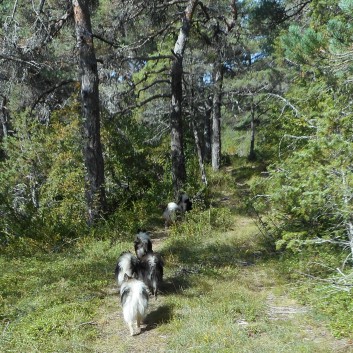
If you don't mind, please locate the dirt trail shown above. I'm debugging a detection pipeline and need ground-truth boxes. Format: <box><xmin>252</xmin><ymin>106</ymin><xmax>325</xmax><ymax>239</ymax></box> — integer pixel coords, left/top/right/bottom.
<box><xmin>93</xmin><ymin>231</ymin><xmax>170</xmax><ymax>353</ymax></box>
<box><xmin>93</xmin><ymin>226</ymin><xmax>353</xmax><ymax>353</ymax></box>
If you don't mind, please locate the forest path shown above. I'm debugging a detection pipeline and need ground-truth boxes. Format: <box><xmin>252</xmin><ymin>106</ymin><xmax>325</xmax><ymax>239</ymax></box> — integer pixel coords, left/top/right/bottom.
<box><xmin>93</xmin><ymin>230</ymin><xmax>170</xmax><ymax>353</ymax></box>
<box><xmin>92</xmin><ymin>224</ymin><xmax>353</xmax><ymax>353</ymax></box>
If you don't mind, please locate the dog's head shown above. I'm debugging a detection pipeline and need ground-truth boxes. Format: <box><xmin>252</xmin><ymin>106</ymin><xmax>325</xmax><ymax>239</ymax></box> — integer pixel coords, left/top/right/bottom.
<box><xmin>178</xmin><ymin>192</ymin><xmax>193</xmax><ymax>212</ymax></box>
<box><xmin>134</xmin><ymin>231</ymin><xmax>152</xmax><ymax>259</ymax></box>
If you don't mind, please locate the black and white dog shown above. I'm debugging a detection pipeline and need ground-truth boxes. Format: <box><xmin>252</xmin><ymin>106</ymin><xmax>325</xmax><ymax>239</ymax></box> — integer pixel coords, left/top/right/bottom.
<box><xmin>162</xmin><ymin>192</ymin><xmax>192</xmax><ymax>227</ymax></box>
<box><xmin>134</xmin><ymin>231</ymin><xmax>153</xmax><ymax>259</ymax></box>
<box><xmin>137</xmin><ymin>251</ymin><xmax>164</xmax><ymax>299</ymax></box>
<box><xmin>120</xmin><ymin>273</ymin><xmax>149</xmax><ymax>336</ymax></box>
<box><xmin>114</xmin><ymin>251</ymin><xmax>139</xmax><ymax>287</ymax></box>
<box><xmin>116</xmin><ymin>231</ymin><xmax>164</xmax><ymax>300</ymax></box>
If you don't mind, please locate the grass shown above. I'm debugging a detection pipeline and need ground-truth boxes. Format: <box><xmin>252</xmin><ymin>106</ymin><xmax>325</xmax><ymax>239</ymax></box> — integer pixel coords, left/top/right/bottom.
<box><xmin>1</xmin><ymin>159</ymin><xmax>352</xmax><ymax>352</ymax></box>
<box><xmin>0</xmin><ymin>239</ymin><xmax>131</xmax><ymax>352</ymax></box>
<box><xmin>157</xmin><ymin>214</ymin><xmax>343</xmax><ymax>353</ymax></box>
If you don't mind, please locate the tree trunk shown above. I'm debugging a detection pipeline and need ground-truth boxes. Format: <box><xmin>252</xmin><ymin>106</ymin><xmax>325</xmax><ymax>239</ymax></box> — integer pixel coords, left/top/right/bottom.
<box><xmin>170</xmin><ymin>0</ymin><xmax>198</xmax><ymax>196</ymax></box>
<box><xmin>192</xmin><ymin>120</ymin><xmax>207</xmax><ymax>185</ymax></box>
<box><xmin>248</xmin><ymin>102</ymin><xmax>256</xmax><ymax>160</ymax></box>
<box><xmin>203</xmin><ymin>97</ymin><xmax>212</xmax><ymax>163</ymax></box>
<box><xmin>72</xmin><ymin>0</ymin><xmax>106</xmax><ymax>225</ymax></box>
<box><xmin>0</xmin><ymin>95</ymin><xmax>9</xmax><ymax>139</ymax></box>
<box><xmin>211</xmin><ymin>60</ymin><xmax>223</xmax><ymax>171</ymax></box>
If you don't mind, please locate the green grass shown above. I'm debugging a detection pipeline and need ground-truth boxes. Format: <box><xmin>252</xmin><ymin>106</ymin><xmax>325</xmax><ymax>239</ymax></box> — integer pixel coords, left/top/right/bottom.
<box><xmin>1</xmin><ymin>161</ymin><xmax>352</xmax><ymax>352</ymax></box>
<box><xmin>0</xmin><ymin>239</ymin><xmax>130</xmax><ymax>353</ymax></box>
<box><xmin>157</xmin><ymin>216</ymin><xmax>344</xmax><ymax>353</ymax></box>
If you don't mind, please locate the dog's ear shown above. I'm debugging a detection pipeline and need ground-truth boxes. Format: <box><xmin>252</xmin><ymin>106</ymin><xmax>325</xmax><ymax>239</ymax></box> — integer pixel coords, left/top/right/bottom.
<box><xmin>124</xmin><ymin>273</ymin><xmax>132</xmax><ymax>281</ymax></box>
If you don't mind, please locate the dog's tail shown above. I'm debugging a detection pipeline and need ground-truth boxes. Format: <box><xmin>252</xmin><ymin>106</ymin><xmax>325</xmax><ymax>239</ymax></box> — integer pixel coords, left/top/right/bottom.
<box><xmin>115</xmin><ymin>252</ymin><xmax>138</xmax><ymax>286</ymax></box>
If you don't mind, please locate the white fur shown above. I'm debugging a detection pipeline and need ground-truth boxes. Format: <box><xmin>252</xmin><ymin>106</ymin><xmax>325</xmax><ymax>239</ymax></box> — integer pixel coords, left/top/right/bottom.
<box><xmin>115</xmin><ymin>252</ymin><xmax>137</xmax><ymax>286</ymax></box>
<box><xmin>120</xmin><ymin>278</ymin><xmax>149</xmax><ymax>336</ymax></box>
<box><xmin>162</xmin><ymin>202</ymin><xmax>181</xmax><ymax>227</ymax></box>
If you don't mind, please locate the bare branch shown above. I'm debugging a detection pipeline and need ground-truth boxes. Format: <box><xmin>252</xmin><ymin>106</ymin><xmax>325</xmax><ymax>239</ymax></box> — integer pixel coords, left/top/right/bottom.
<box><xmin>137</xmin><ymin>79</ymin><xmax>170</xmax><ymax>97</ymax></box>
<box><xmin>30</xmin><ymin>79</ymin><xmax>77</xmax><ymax>111</ymax></box>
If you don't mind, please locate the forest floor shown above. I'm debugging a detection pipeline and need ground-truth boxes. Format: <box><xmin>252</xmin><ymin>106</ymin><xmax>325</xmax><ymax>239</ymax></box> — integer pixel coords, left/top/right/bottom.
<box><xmin>91</xmin><ymin>209</ymin><xmax>353</xmax><ymax>352</ymax></box>
<box><xmin>2</xmin><ymin>165</ymin><xmax>353</xmax><ymax>352</ymax></box>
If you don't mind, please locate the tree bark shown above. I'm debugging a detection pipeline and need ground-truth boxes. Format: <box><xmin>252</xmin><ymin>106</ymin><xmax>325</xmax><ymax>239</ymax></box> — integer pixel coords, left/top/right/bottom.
<box><xmin>170</xmin><ymin>0</ymin><xmax>198</xmax><ymax>196</ymax></box>
<box><xmin>211</xmin><ymin>59</ymin><xmax>223</xmax><ymax>171</ymax></box>
<box><xmin>192</xmin><ymin>120</ymin><xmax>207</xmax><ymax>185</ymax></box>
<box><xmin>203</xmin><ymin>97</ymin><xmax>212</xmax><ymax>163</ymax></box>
<box><xmin>248</xmin><ymin>101</ymin><xmax>256</xmax><ymax>160</ymax></box>
<box><xmin>72</xmin><ymin>0</ymin><xmax>106</xmax><ymax>225</ymax></box>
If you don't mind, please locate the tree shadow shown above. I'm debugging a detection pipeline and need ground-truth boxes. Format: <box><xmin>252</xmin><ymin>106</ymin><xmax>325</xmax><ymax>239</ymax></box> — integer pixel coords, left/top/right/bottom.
<box><xmin>159</xmin><ymin>272</ymin><xmax>192</xmax><ymax>296</ymax></box>
<box><xmin>143</xmin><ymin>304</ymin><xmax>174</xmax><ymax>331</ymax></box>
<box><xmin>162</xmin><ymin>237</ymin><xmax>269</xmax><ymax>273</ymax></box>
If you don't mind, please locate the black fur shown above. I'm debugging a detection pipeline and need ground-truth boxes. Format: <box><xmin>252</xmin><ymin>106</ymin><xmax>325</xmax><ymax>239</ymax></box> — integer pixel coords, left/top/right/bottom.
<box><xmin>178</xmin><ymin>192</ymin><xmax>193</xmax><ymax>212</ymax></box>
<box><xmin>134</xmin><ymin>231</ymin><xmax>153</xmax><ymax>259</ymax></box>
<box><xmin>137</xmin><ymin>251</ymin><xmax>164</xmax><ymax>299</ymax></box>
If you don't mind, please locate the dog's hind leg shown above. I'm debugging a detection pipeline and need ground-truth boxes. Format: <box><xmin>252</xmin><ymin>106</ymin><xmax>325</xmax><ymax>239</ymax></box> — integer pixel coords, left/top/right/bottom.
<box><xmin>128</xmin><ymin>321</ymin><xmax>135</xmax><ymax>336</ymax></box>
<box><xmin>152</xmin><ymin>281</ymin><xmax>158</xmax><ymax>300</ymax></box>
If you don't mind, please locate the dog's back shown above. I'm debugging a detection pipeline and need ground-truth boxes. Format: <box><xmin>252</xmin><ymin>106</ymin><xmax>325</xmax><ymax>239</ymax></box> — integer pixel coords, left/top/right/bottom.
<box><xmin>115</xmin><ymin>252</ymin><xmax>138</xmax><ymax>287</ymax></box>
<box><xmin>163</xmin><ymin>202</ymin><xmax>181</xmax><ymax>227</ymax></box>
<box><xmin>138</xmin><ymin>252</ymin><xmax>164</xmax><ymax>298</ymax></box>
<box><xmin>120</xmin><ymin>275</ymin><xmax>149</xmax><ymax>335</ymax></box>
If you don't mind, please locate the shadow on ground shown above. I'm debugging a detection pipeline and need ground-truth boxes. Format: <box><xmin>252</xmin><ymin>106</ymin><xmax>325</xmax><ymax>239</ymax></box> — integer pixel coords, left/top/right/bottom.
<box><xmin>144</xmin><ymin>304</ymin><xmax>174</xmax><ymax>331</ymax></box>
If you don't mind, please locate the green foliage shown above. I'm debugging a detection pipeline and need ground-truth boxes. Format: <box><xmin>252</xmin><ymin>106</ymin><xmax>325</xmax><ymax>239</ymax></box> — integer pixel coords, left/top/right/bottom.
<box><xmin>339</xmin><ymin>0</ymin><xmax>353</xmax><ymax>12</ymax></box>
<box><xmin>0</xmin><ymin>103</ymin><xmax>87</xmax><ymax>248</ymax></box>
<box><xmin>281</xmin><ymin>25</ymin><xmax>327</xmax><ymax>66</ymax></box>
<box><xmin>248</xmin><ymin>0</ymin><xmax>287</xmax><ymax>35</ymax></box>
<box><xmin>168</xmin><ymin>206</ymin><xmax>234</xmax><ymax>241</ymax></box>
<box><xmin>0</xmin><ymin>239</ymin><xmax>128</xmax><ymax>352</ymax></box>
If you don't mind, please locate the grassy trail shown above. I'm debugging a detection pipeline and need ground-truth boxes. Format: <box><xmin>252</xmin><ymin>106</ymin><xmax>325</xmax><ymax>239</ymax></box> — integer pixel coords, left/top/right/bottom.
<box><xmin>92</xmin><ymin>215</ymin><xmax>352</xmax><ymax>353</ymax></box>
<box><xmin>2</xmin><ymin>165</ymin><xmax>353</xmax><ymax>352</ymax></box>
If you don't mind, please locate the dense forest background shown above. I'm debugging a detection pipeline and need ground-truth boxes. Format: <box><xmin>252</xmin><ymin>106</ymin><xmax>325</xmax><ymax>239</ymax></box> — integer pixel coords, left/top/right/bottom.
<box><xmin>1</xmin><ymin>0</ymin><xmax>353</xmax><ymax>328</ymax></box>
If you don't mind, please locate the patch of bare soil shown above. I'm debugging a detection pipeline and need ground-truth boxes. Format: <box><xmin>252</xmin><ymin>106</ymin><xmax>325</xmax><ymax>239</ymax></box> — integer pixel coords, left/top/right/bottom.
<box><xmin>266</xmin><ymin>293</ymin><xmax>353</xmax><ymax>352</ymax></box>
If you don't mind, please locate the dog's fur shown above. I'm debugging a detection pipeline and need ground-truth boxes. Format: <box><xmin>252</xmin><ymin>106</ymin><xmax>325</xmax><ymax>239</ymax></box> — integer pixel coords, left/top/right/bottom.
<box><xmin>162</xmin><ymin>192</ymin><xmax>193</xmax><ymax>227</ymax></box>
<box><xmin>134</xmin><ymin>231</ymin><xmax>153</xmax><ymax>259</ymax></box>
<box><xmin>120</xmin><ymin>274</ymin><xmax>149</xmax><ymax>336</ymax></box>
<box><xmin>137</xmin><ymin>251</ymin><xmax>164</xmax><ymax>299</ymax></box>
<box><xmin>114</xmin><ymin>252</ymin><xmax>138</xmax><ymax>287</ymax></box>
<box><xmin>178</xmin><ymin>192</ymin><xmax>193</xmax><ymax>213</ymax></box>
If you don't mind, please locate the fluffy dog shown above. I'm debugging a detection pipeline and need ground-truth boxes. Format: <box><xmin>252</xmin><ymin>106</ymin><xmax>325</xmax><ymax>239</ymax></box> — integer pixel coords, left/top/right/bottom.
<box><xmin>134</xmin><ymin>231</ymin><xmax>153</xmax><ymax>259</ymax></box>
<box><xmin>137</xmin><ymin>251</ymin><xmax>164</xmax><ymax>299</ymax></box>
<box><xmin>114</xmin><ymin>252</ymin><xmax>138</xmax><ymax>287</ymax></box>
<box><xmin>177</xmin><ymin>192</ymin><xmax>193</xmax><ymax>213</ymax></box>
<box><xmin>120</xmin><ymin>274</ymin><xmax>149</xmax><ymax>336</ymax></box>
<box><xmin>162</xmin><ymin>192</ymin><xmax>192</xmax><ymax>227</ymax></box>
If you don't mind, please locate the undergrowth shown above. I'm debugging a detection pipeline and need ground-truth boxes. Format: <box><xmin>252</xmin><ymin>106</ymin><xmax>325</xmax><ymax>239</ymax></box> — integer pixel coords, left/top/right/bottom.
<box><xmin>1</xmin><ymin>158</ymin><xmax>353</xmax><ymax>352</ymax></box>
<box><xmin>0</xmin><ymin>239</ymin><xmax>128</xmax><ymax>352</ymax></box>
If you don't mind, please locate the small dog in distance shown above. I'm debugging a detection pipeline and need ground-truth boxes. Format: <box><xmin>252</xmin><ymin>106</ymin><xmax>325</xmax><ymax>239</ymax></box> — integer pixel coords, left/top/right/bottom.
<box><xmin>162</xmin><ymin>192</ymin><xmax>192</xmax><ymax>227</ymax></box>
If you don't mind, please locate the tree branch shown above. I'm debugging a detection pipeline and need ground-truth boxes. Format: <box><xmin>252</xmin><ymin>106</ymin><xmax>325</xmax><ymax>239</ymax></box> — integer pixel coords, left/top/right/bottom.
<box><xmin>30</xmin><ymin>79</ymin><xmax>77</xmax><ymax>111</ymax></box>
